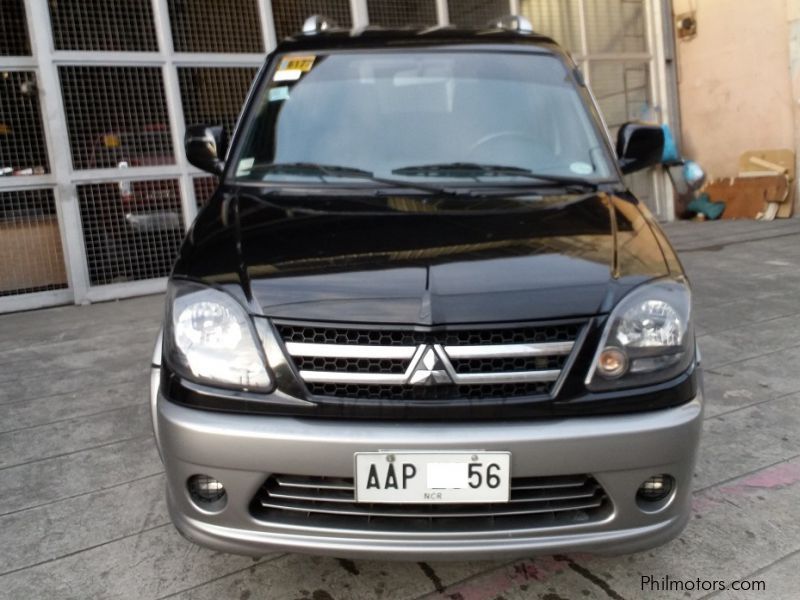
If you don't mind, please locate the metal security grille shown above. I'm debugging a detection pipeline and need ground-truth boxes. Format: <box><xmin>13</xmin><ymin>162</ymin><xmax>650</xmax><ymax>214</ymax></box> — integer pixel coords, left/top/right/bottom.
<box><xmin>58</xmin><ymin>66</ymin><xmax>175</xmax><ymax>170</ymax></box>
<box><xmin>177</xmin><ymin>67</ymin><xmax>258</xmax><ymax>133</ymax></box>
<box><xmin>0</xmin><ymin>189</ymin><xmax>67</xmax><ymax>297</ymax></box>
<box><xmin>520</xmin><ymin>0</ymin><xmax>581</xmax><ymax>52</ymax></box>
<box><xmin>0</xmin><ymin>71</ymin><xmax>49</xmax><ymax>175</ymax></box>
<box><xmin>586</xmin><ymin>0</ymin><xmax>646</xmax><ymax>53</ymax></box>
<box><xmin>48</xmin><ymin>0</ymin><xmax>158</xmax><ymax>52</ymax></box>
<box><xmin>0</xmin><ymin>0</ymin><xmax>31</xmax><ymax>56</ymax></box>
<box><xmin>193</xmin><ymin>176</ymin><xmax>218</xmax><ymax>208</ymax></box>
<box><xmin>591</xmin><ymin>62</ymin><xmax>651</xmax><ymax>130</ymax></box>
<box><xmin>591</xmin><ymin>60</ymin><xmax>653</xmax><ymax>206</ymax></box>
<box><xmin>78</xmin><ymin>180</ymin><xmax>184</xmax><ymax>286</ymax></box>
<box><xmin>271</xmin><ymin>0</ymin><xmax>353</xmax><ymax>41</ymax></box>
<box><xmin>520</xmin><ymin>0</ymin><xmax>665</xmax><ymax>215</ymax></box>
<box><xmin>167</xmin><ymin>0</ymin><xmax>264</xmax><ymax>53</ymax></box>
<box><xmin>447</xmin><ymin>0</ymin><xmax>508</xmax><ymax>27</ymax></box>
<box><xmin>366</xmin><ymin>0</ymin><xmax>438</xmax><ymax>28</ymax></box>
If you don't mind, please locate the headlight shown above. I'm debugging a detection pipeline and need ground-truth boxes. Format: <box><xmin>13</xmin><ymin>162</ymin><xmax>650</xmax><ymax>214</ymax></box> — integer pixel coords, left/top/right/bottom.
<box><xmin>165</xmin><ymin>281</ymin><xmax>273</xmax><ymax>391</ymax></box>
<box><xmin>586</xmin><ymin>279</ymin><xmax>694</xmax><ymax>391</ymax></box>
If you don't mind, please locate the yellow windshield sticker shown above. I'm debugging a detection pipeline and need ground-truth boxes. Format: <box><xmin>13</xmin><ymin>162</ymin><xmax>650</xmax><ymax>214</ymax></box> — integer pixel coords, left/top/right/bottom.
<box><xmin>274</xmin><ymin>55</ymin><xmax>316</xmax><ymax>82</ymax></box>
<box><xmin>280</xmin><ymin>56</ymin><xmax>315</xmax><ymax>72</ymax></box>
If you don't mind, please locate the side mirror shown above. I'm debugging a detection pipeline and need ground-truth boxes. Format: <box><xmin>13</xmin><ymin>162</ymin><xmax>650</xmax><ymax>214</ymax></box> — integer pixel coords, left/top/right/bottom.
<box><xmin>616</xmin><ymin>122</ymin><xmax>665</xmax><ymax>174</ymax></box>
<box><xmin>185</xmin><ymin>125</ymin><xmax>227</xmax><ymax>176</ymax></box>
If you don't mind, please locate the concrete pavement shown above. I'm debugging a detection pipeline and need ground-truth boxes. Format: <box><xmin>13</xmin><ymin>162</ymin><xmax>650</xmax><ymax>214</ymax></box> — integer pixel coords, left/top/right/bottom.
<box><xmin>1</xmin><ymin>218</ymin><xmax>799</xmax><ymax>599</ymax></box>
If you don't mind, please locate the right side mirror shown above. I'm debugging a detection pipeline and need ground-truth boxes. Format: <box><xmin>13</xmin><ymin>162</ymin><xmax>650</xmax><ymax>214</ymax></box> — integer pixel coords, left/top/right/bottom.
<box><xmin>616</xmin><ymin>122</ymin><xmax>665</xmax><ymax>175</ymax></box>
<box><xmin>185</xmin><ymin>124</ymin><xmax>227</xmax><ymax>176</ymax></box>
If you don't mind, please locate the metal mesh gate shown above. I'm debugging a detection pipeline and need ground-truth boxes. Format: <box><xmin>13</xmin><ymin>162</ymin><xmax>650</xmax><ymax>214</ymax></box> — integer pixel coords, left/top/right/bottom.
<box><xmin>0</xmin><ymin>0</ymin><xmax>672</xmax><ymax>313</ymax></box>
<box><xmin>521</xmin><ymin>0</ymin><xmax>666</xmax><ymax>212</ymax></box>
<box><xmin>366</xmin><ymin>1</ymin><xmax>437</xmax><ymax>27</ymax></box>
<box><xmin>0</xmin><ymin>1</ymin><xmax>69</xmax><ymax>310</ymax></box>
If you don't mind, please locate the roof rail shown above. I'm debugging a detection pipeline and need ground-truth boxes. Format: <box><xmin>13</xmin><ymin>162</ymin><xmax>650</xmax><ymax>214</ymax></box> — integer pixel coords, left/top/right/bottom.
<box><xmin>302</xmin><ymin>15</ymin><xmax>339</xmax><ymax>35</ymax></box>
<box><xmin>486</xmin><ymin>15</ymin><xmax>534</xmax><ymax>34</ymax></box>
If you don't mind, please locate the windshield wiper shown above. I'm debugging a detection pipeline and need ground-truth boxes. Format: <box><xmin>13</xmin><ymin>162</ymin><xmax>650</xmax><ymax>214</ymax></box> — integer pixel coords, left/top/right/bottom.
<box><xmin>252</xmin><ymin>162</ymin><xmax>374</xmax><ymax>179</ymax></box>
<box><xmin>248</xmin><ymin>162</ymin><xmax>473</xmax><ymax>197</ymax></box>
<box><xmin>391</xmin><ymin>162</ymin><xmax>600</xmax><ymax>191</ymax></box>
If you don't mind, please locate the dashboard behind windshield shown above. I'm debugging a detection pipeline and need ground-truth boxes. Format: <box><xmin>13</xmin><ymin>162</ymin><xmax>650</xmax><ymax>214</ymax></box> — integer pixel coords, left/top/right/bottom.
<box><xmin>233</xmin><ymin>50</ymin><xmax>615</xmax><ymax>184</ymax></box>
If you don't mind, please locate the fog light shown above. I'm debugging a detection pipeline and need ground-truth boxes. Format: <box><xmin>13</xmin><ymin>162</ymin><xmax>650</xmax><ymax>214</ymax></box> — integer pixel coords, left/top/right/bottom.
<box><xmin>597</xmin><ymin>347</ymin><xmax>628</xmax><ymax>378</ymax></box>
<box><xmin>637</xmin><ymin>474</ymin><xmax>674</xmax><ymax>502</ymax></box>
<box><xmin>188</xmin><ymin>474</ymin><xmax>226</xmax><ymax>505</ymax></box>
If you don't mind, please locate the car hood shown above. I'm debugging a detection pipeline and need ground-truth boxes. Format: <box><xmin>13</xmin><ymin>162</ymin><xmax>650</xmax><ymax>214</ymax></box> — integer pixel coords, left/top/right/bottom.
<box><xmin>177</xmin><ymin>191</ymin><xmax>673</xmax><ymax>324</ymax></box>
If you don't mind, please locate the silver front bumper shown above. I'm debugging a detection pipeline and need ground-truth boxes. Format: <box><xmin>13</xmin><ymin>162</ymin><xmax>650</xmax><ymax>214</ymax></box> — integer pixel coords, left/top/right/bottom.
<box><xmin>153</xmin><ymin>372</ymin><xmax>703</xmax><ymax>560</ymax></box>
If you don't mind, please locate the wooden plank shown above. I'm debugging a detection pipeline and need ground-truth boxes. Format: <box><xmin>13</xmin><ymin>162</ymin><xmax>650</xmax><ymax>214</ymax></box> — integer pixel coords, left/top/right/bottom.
<box><xmin>704</xmin><ymin>176</ymin><xmax>789</xmax><ymax>220</ymax></box>
<box><xmin>739</xmin><ymin>149</ymin><xmax>795</xmax><ymax>218</ymax></box>
<box><xmin>749</xmin><ymin>156</ymin><xmax>788</xmax><ymax>174</ymax></box>
<box><xmin>0</xmin><ymin>217</ymin><xmax>67</xmax><ymax>294</ymax></box>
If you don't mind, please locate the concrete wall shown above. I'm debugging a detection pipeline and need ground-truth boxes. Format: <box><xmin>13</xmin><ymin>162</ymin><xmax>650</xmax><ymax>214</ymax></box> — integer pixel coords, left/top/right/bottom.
<box><xmin>788</xmin><ymin>1</ymin><xmax>800</xmax><ymax>183</ymax></box>
<box><xmin>674</xmin><ymin>0</ymin><xmax>795</xmax><ymax>179</ymax></box>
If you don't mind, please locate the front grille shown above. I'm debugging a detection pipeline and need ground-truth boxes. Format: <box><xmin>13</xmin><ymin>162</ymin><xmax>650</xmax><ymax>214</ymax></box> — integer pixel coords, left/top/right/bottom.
<box><xmin>251</xmin><ymin>473</ymin><xmax>611</xmax><ymax>532</ymax></box>
<box><xmin>276</xmin><ymin>320</ymin><xmax>585</xmax><ymax>400</ymax></box>
<box><xmin>277</xmin><ymin>323</ymin><xmax>582</xmax><ymax>346</ymax></box>
<box><xmin>449</xmin><ymin>355</ymin><xmax>567</xmax><ymax>374</ymax></box>
<box><xmin>305</xmin><ymin>382</ymin><xmax>553</xmax><ymax>400</ymax></box>
<box><xmin>295</xmin><ymin>356</ymin><xmax>407</xmax><ymax>374</ymax></box>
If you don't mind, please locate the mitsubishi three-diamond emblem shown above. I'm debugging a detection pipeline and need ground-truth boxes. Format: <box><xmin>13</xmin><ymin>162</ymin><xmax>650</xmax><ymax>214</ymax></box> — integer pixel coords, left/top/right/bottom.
<box><xmin>408</xmin><ymin>346</ymin><xmax>453</xmax><ymax>386</ymax></box>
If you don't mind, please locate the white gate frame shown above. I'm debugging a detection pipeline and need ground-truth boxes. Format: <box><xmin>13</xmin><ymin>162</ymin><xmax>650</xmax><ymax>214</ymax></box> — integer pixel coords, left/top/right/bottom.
<box><xmin>0</xmin><ymin>1</ymin><xmax>77</xmax><ymax>313</ymax></box>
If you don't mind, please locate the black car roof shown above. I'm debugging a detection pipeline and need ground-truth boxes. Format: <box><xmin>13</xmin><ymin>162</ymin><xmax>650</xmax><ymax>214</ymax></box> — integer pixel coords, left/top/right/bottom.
<box><xmin>274</xmin><ymin>25</ymin><xmax>561</xmax><ymax>54</ymax></box>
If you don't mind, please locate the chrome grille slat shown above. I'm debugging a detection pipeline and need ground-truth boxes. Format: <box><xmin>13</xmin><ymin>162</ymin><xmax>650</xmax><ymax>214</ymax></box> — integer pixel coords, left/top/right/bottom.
<box><xmin>267</xmin><ymin>489</ymin><xmax>359</xmax><ymax>504</ymax></box>
<box><xmin>259</xmin><ymin>496</ymin><xmax>605</xmax><ymax>519</ymax></box>
<box><xmin>276</xmin><ymin>320</ymin><xmax>585</xmax><ymax>400</ymax></box>
<box><xmin>512</xmin><ymin>478</ymin><xmax>590</xmax><ymax>490</ymax></box>
<box><xmin>285</xmin><ymin>342</ymin><xmax>417</xmax><ymax>360</ymax></box>
<box><xmin>509</xmin><ymin>485</ymin><xmax>600</xmax><ymax>503</ymax></box>
<box><xmin>451</xmin><ymin>370</ymin><xmax>562</xmax><ymax>384</ymax></box>
<box><xmin>274</xmin><ymin>476</ymin><xmax>354</xmax><ymax>491</ymax></box>
<box><xmin>443</xmin><ymin>342</ymin><xmax>574</xmax><ymax>359</ymax></box>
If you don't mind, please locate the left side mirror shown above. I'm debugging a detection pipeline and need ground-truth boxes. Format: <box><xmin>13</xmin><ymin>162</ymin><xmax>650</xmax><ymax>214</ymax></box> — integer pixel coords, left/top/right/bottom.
<box><xmin>616</xmin><ymin>122</ymin><xmax>665</xmax><ymax>175</ymax></box>
<box><xmin>185</xmin><ymin>124</ymin><xmax>227</xmax><ymax>176</ymax></box>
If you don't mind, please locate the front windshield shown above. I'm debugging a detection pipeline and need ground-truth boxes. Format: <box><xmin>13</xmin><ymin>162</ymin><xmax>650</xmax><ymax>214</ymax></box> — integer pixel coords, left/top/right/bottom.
<box><xmin>233</xmin><ymin>51</ymin><xmax>614</xmax><ymax>185</ymax></box>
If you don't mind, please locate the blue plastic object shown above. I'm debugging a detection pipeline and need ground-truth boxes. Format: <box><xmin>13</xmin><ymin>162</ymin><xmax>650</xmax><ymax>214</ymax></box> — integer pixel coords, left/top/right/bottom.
<box><xmin>661</xmin><ymin>124</ymin><xmax>679</xmax><ymax>162</ymax></box>
<box><xmin>683</xmin><ymin>161</ymin><xmax>705</xmax><ymax>189</ymax></box>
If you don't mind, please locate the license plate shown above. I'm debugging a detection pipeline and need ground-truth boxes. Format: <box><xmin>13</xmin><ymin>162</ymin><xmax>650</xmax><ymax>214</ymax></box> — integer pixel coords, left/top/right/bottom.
<box><xmin>354</xmin><ymin>451</ymin><xmax>510</xmax><ymax>504</ymax></box>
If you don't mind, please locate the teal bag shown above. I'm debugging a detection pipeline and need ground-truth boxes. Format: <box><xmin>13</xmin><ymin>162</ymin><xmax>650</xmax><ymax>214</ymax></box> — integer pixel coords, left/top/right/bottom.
<box><xmin>687</xmin><ymin>193</ymin><xmax>725</xmax><ymax>220</ymax></box>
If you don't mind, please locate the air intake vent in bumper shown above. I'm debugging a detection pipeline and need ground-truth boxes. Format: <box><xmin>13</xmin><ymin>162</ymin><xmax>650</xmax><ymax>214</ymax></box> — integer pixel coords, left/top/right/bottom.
<box><xmin>251</xmin><ymin>473</ymin><xmax>611</xmax><ymax>533</ymax></box>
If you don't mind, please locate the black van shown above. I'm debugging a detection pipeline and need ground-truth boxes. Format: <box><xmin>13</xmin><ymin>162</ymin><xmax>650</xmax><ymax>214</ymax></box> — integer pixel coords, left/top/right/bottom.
<box><xmin>151</xmin><ymin>15</ymin><xmax>703</xmax><ymax>559</ymax></box>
